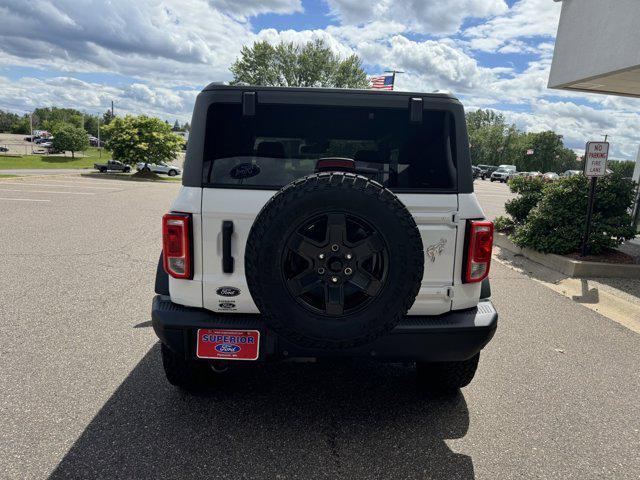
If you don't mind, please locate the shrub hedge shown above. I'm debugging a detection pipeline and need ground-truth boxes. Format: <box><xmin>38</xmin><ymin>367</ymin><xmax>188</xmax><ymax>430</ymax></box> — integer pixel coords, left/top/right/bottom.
<box><xmin>504</xmin><ymin>176</ymin><xmax>545</xmax><ymax>225</ymax></box>
<box><xmin>500</xmin><ymin>173</ymin><xmax>636</xmax><ymax>255</ymax></box>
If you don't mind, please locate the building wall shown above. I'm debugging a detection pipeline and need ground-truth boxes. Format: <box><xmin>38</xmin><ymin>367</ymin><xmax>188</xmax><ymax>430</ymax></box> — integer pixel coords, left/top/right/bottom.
<box><xmin>548</xmin><ymin>0</ymin><xmax>640</xmax><ymax>88</ymax></box>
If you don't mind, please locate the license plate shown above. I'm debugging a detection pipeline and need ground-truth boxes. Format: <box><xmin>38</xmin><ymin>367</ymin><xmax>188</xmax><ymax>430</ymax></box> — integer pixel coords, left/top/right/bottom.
<box><xmin>196</xmin><ymin>329</ymin><xmax>260</xmax><ymax>361</ymax></box>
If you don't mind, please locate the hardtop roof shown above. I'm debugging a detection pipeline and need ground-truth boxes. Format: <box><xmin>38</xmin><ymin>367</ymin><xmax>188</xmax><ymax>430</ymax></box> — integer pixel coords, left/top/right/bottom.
<box><xmin>202</xmin><ymin>83</ymin><xmax>460</xmax><ymax>102</ymax></box>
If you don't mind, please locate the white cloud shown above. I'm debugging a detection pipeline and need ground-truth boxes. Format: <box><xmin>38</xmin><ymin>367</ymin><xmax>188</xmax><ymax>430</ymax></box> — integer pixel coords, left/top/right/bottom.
<box><xmin>358</xmin><ymin>36</ymin><xmax>504</xmax><ymax>93</ymax></box>
<box><xmin>210</xmin><ymin>0</ymin><xmax>302</xmax><ymax>18</ymax></box>
<box><xmin>0</xmin><ymin>0</ymin><xmax>254</xmax><ymax>84</ymax></box>
<box><xmin>256</xmin><ymin>28</ymin><xmax>356</xmax><ymax>59</ymax></box>
<box><xmin>0</xmin><ymin>76</ymin><xmax>198</xmax><ymax>123</ymax></box>
<box><xmin>464</xmin><ymin>0</ymin><xmax>561</xmax><ymax>52</ymax></box>
<box><xmin>326</xmin><ymin>0</ymin><xmax>507</xmax><ymax>35</ymax></box>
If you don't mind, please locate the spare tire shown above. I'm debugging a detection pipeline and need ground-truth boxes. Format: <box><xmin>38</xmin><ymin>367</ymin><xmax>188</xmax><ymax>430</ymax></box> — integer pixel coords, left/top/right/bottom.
<box><xmin>245</xmin><ymin>172</ymin><xmax>424</xmax><ymax>349</ymax></box>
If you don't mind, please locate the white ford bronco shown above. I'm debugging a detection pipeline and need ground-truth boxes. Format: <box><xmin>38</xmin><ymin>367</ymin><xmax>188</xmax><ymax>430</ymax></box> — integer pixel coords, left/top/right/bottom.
<box><xmin>152</xmin><ymin>85</ymin><xmax>497</xmax><ymax>392</ymax></box>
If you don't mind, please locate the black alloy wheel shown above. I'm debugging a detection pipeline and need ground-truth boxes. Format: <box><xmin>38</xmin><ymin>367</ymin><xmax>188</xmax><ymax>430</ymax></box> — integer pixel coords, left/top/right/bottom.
<box><xmin>282</xmin><ymin>212</ymin><xmax>388</xmax><ymax>316</ymax></box>
<box><xmin>245</xmin><ymin>172</ymin><xmax>424</xmax><ymax>349</ymax></box>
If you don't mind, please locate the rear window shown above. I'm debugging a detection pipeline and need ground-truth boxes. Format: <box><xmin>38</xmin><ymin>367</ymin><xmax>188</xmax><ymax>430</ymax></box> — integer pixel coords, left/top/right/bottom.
<box><xmin>203</xmin><ymin>103</ymin><xmax>457</xmax><ymax>191</ymax></box>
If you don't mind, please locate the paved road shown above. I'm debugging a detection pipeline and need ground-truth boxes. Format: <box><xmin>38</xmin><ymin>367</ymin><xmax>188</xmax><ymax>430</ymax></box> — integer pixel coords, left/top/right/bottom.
<box><xmin>0</xmin><ymin>176</ymin><xmax>638</xmax><ymax>480</ymax></box>
<box><xmin>473</xmin><ymin>178</ymin><xmax>516</xmax><ymax>219</ymax></box>
<box><xmin>0</xmin><ymin>168</ymin><xmax>92</xmax><ymax>176</ymax></box>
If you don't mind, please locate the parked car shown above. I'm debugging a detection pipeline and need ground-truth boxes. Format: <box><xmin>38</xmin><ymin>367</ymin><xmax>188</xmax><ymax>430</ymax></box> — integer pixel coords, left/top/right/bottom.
<box><xmin>508</xmin><ymin>171</ymin><xmax>527</xmax><ymax>180</ymax></box>
<box><xmin>563</xmin><ymin>170</ymin><xmax>582</xmax><ymax>177</ymax></box>
<box><xmin>152</xmin><ymin>85</ymin><xmax>498</xmax><ymax>393</ymax></box>
<box><xmin>472</xmin><ymin>166</ymin><xmax>483</xmax><ymax>179</ymax></box>
<box><xmin>490</xmin><ymin>168</ymin><xmax>511</xmax><ymax>183</ymax></box>
<box><xmin>542</xmin><ymin>172</ymin><xmax>560</xmax><ymax>182</ymax></box>
<box><xmin>498</xmin><ymin>164</ymin><xmax>517</xmax><ymax>173</ymax></box>
<box><xmin>0</xmin><ymin>146</ymin><xmax>8</xmax><ymax>153</ymax></box>
<box><xmin>136</xmin><ymin>162</ymin><xmax>181</xmax><ymax>176</ymax></box>
<box><xmin>526</xmin><ymin>171</ymin><xmax>543</xmax><ymax>179</ymax></box>
<box><xmin>94</xmin><ymin>160</ymin><xmax>131</xmax><ymax>173</ymax></box>
<box><xmin>477</xmin><ymin>165</ymin><xmax>498</xmax><ymax>179</ymax></box>
<box><xmin>46</xmin><ymin>146</ymin><xmax>65</xmax><ymax>154</ymax></box>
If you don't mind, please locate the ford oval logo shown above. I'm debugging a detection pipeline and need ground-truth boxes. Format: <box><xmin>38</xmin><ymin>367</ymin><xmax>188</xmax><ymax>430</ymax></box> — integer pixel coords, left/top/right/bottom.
<box><xmin>230</xmin><ymin>163</ymin><xmax>261</xmax><ymax>179</ymax></box>
<box><xmin>217</xmin><ymin>286</ymin><xmax>240</xmax><ymax>297</ymax></box>
<box><xmin>215</xmin><ymin>344</ymin><xmax>241</xmax><ymax>353</ymax></box>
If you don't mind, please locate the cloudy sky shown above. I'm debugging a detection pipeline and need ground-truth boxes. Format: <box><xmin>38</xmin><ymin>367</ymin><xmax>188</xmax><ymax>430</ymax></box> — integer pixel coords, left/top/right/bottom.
<box><xmin>1</xmin><ymin>0</ymin><xmax>639</xmax><ymax>159</ymax></box>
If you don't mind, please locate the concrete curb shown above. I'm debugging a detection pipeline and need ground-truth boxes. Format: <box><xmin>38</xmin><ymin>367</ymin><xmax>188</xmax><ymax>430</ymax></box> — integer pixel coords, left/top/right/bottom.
<box><xmin>494</xmin><ymin>232</ymin><xmax>640</xmax><ymax>278</ymax></box>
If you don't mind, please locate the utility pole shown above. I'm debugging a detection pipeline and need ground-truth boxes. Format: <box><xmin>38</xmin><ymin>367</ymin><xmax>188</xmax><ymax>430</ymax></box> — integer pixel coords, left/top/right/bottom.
<box><xmin>384</xmin><ymin>70</ymin><xmax>404</xmax><ymax>90</ymax></box>
<box><xmin>29</xmin><ymin>113</ymin><xmax>33</xmax><ymax>154</ymax></box>
<box><xmin>111</xmin><ymin>100</ymin><xmax>114</xmax><ymax>118</ymax></box>
<box><xmin>97</xmin><ymin>117</ymin><xmax>101</xmax><ymax>158</ymax></box>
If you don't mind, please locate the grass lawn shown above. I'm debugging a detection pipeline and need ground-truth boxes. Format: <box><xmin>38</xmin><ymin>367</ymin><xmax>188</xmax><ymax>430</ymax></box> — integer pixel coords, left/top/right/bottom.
<box><xmin>0</xmin><ymin>147</ymin><xmax>111</xmax><ymax>170</ymax></box>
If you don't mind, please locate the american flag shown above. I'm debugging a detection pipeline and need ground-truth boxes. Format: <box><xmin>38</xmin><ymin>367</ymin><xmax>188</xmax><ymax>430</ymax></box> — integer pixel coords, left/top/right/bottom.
<box><xmin>370</xmin><ymin>75</ymin><xmax>394</xmax><ymax>90</ymax></box>
<box><xmin>526</xmin><ymin>149</ymin><xmax>535</xmax><ymax>155</ymax></box>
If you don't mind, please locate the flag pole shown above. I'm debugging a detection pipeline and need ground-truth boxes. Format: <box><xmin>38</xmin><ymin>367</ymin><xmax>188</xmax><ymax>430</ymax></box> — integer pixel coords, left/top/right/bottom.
<box><xmin>384</xmin><ymin>70</ymin><xmax>404</xmax><ymax>90</ymax></box>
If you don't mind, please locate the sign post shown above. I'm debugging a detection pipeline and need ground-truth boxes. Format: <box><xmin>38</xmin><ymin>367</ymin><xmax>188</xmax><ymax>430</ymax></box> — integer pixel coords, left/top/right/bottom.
<box><xmin>581</xmin><ymin>141</ymin><xmax>609</xmax><ymax>256</ymax></box>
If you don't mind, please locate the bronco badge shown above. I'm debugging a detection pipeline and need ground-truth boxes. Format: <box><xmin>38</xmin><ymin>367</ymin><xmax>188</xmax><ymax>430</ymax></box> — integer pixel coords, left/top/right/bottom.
<box><xmin>426</xmin><ymin>239</ymin><xmax>447</xmax><ymax>262</ymax></box>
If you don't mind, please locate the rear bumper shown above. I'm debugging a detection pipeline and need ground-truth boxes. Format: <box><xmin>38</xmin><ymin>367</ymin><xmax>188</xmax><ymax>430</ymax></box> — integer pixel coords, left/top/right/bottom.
<box><xmin>151</xmin><ymin>295</ymin><xmax>498</xmax><ymax>362</ymax></box>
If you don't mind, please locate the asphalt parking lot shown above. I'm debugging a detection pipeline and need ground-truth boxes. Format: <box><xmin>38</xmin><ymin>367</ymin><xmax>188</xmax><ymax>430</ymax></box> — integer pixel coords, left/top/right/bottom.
<box><xmin>472</xmin><ymin>178</ymin><xmax>517</xmax><ymax>219</ymax></box>
<box><xmin>0</xmin><ymin>175</ymin><xmax>638</xmax><ymax>480</ymax></box>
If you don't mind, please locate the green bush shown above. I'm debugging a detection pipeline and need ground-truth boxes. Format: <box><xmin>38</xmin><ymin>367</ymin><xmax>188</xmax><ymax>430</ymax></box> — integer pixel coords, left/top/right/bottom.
<box><xmin>511</xmin><ymin>173</ymin><xmax>636</xmax><ymax>255</ymax></box>
<box><xmin>507</xmin><ymin>175</ymin><xmax>545</xmax><ymax>195</ymax></box>
<box><xmin>494</xmin><ymin>215</ymin><xmax>514</xmax><ymax>233</ymax></box>
<box><xmin>504</xmin><ymin>176</ymin><xmax>545</xmax><ymax>224</ymax></box>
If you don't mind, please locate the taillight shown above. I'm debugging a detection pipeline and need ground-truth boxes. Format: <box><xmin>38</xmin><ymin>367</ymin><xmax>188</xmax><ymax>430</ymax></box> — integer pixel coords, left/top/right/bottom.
<box><xmin>162</xmin><ymin>213</ymin><xmax>192</xmax><ymax>279</ymax></box>
<box><xmin>464</xmin><ymin>220</ymin><xmax>494</xmax><ymax>283</ymax></box>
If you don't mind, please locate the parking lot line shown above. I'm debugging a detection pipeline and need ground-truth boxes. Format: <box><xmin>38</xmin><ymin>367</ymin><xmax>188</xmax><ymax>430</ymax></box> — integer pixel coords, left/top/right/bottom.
<box><xmin>0</xmin><ymin>188</ymin><xmax>95</xmax><ymax>195</ymax></box>
<box><xmin>0</xmin><ymin>197</ymin><xmax>50</xmax><ymax>202</ymax></box>
<box><xmin>2</xmin><ymin>182</ymin><xmax>119</xmax><ymax>190</ymax></box>
<box><xmin>30</xmin><ymin>177</ymin><xmax>134</xmax><ymax>185</ymax></box>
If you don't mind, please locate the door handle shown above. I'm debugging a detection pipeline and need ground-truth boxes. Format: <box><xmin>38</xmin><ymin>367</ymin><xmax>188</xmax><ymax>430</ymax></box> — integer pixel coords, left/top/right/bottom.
<box><xmin>222</xmin><ymin>220</ymin><xmax>234</xmax><ymax>273</ymax></box>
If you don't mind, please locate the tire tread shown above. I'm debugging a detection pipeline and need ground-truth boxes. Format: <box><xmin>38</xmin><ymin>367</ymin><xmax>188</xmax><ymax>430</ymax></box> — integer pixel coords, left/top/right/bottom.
<box><xmin>245</xmin><ymin>172</ymin><xmax>424</xmax><ymax>350</ymax></box>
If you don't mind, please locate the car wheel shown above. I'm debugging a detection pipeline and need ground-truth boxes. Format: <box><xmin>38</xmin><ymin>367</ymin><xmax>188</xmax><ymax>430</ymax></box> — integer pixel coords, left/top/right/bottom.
<box><xmin>490</xmin><ymin>178</ymin><xmax>494</xmax><ymax>182</ymax></box>
<box><xmin>416</xmin><ymin>353</ymin><xmax>480</xmax><ymax>392</ymax></box>
<box><xmin>99</xmin><ymin>167</ymin><xmax>107</xmax><ymax>173</ymax></box>
<box><xmin>161</xmin><ymin>343</ymin><xmax>216</xmax><ymax>391</ymax></box>
<box><xmin>142</xmin><ymin>166</ymin><xmax>151</xmax><ymax>173</ymax></box>
<box><xmin>245</xmin><ymin>172</ymin><xmax>424</xmax><ymax>350</ymax></box>
<box><xmin>123</xmin><ymin>167</ymin><xmax>131</xmax><ymax>173</ymax></box>
<box><xmin>168</xmin><ymin>169</ymin><xmax>177</xmax><ymax>177</ymax></box>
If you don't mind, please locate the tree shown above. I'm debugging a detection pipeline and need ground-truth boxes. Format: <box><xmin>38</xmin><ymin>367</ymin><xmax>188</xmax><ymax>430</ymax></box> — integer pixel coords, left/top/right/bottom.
<box><xmin>609</xmin><ymin>160</ymin><xmax>636</xmax><ymax>178</ymax></box>
<box><xmin>83</xmin><ymin>115</ymin><xmax>99</xmax><ymax>137</ymax></box>
<box><xmin>9</xmin><ymin>115</ymin><xmax>30</xmax><ymax>134</ymax></box>
<box><xmin>0</xmin><ymin>110</ymin><xmax>21</xmax><ymax>132</ymax></box>
<box><xmin>34</xmin><ymin>107</ymin><xmax>83</xmax><ymax>131</ymax></box>
<box><xmin>103</xmin><ymin>115</ymin><xmax>184</xmax><ymax>166</ymax></box>
<box><xmin>102</xmin><ymin>109</ymin><xmax>115</xmax><ymax>126</ymax></box>
<box><xmin>466</xmin><ymin>111</ymin><xmax>583</xmax><ymax>173</ymax></box>
<box><xmin>466</xmin><ymin>109</ymin><xmax>512</xmax><ymax>166</ymax></box>
<box><xmin>52</xmin><ymin>125</ymin><xmax>89</xmax><ymax>158</ymax></box>
<box><xmin>230</xmin><ymin>39</ymin><xmax>369</xmax><ymax>89</ymax></box>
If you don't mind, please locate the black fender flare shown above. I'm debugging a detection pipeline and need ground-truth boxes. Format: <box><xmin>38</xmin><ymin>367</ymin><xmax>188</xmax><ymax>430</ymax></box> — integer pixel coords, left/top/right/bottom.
<box><xmin>480</xmin><ymin>278</ymin><xmax>491</xmax><ymax>300</ymax></box>
<box><xmin>155</xmin><ymin>252</ymin><xmax>169</xmax><ymax>295</ymax></box>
